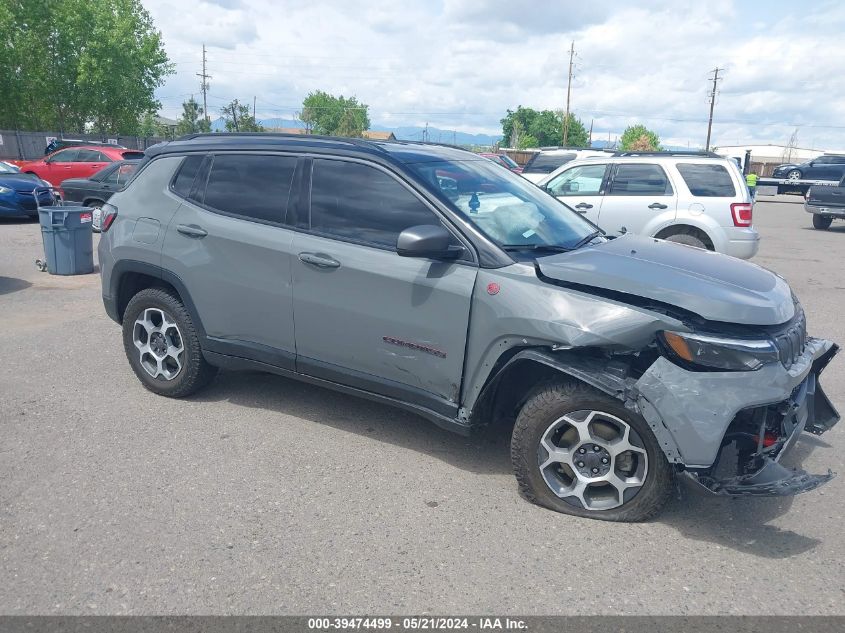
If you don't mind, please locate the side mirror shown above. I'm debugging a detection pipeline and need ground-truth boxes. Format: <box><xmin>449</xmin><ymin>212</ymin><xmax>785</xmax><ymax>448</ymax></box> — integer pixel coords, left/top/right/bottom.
<box><xmin>396</xmin><ymin>225</ymin><xmax>462</xmax><ymax>259</ymax></box>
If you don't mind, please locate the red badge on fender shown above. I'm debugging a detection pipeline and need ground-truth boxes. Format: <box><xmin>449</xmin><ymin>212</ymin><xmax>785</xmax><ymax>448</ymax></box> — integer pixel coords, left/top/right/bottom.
<box><xmin>487</xmin><ymin>282</ymin><xmax>500</xmax><ymax>295</ymax></box>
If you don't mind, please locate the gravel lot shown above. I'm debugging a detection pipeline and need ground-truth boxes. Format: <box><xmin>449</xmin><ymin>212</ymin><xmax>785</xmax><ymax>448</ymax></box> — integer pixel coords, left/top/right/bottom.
<box><xmin>1</xmin><ymin>197</ymin><xmax>843</xmax><ymax>615</ymax></box>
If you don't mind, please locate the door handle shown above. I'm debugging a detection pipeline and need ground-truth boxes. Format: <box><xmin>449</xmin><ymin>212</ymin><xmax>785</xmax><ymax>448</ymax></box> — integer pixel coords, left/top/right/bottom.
<box><xmin>648</xmin><ymin>202</ymin><xmax>668</xmax><ymax>209</ymax></box>
<box><xmin>299</xmin><ymin>252</ymin><xmax>341</xmax><ymax>269</ymax></box>
<box><xmin>176</xmin><ymin>223</ymin><xmax>208</xmax><ymax>238</ymax></box>
<box><xmin>574</xmin><ymin>202</ymin><xmax>593</xmax><ymax>209</ymax></box>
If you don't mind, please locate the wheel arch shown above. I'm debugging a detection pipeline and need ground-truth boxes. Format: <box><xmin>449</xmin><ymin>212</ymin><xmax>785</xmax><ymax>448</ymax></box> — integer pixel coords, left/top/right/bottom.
<box><xmin>110</xmin><ymin>261</ymin><xmax>206</xmax><ymax>337</ymax></box>
<box><xmin>653</xmin><ymin>223</ymin><xmax>716</xmax><ymax>250</ymax></box>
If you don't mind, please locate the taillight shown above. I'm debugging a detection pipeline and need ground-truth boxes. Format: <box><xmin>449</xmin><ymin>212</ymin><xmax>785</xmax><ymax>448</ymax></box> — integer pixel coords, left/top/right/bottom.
<box><xmin>101</xmin><ymin>203</ymin><xmax>118</xmax><ymax>232</ymax></box>
<box><xmin>731</xmin><ymin>202</ymin><xmax>752</xmax><ymax>227</ymax></box>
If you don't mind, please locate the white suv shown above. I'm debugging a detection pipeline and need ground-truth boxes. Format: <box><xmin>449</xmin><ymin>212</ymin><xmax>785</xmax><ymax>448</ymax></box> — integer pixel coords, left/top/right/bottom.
<box><xmin>520</xmin><ymin>148</ymin><xmax>611</xmax><ymax>183</ymax></box>
<box><xmin>537</xmin><ymin>152</ymin><xmax>759</xmax><ymax>259</ymax></box>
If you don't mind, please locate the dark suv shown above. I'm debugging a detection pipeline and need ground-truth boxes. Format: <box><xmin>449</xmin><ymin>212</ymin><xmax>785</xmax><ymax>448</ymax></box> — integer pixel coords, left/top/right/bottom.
<box><xmin>772</xmin><ymin>154</ymin><xmax>845</xmax><ymax>181</ymax></box>
<box><xmin>98</xmin><ymin>134</ymin><xmax>839</xmax><ymax>522</ymax></box>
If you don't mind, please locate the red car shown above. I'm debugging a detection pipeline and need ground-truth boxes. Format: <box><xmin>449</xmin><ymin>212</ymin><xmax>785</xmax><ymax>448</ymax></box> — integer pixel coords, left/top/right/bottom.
<box><xmin>479</xmin><ymin>152</ymin><xmax>523</xmax><ymax>173</ymax></box>
<box><xmin>20</xmin><ymin>145</ymin><xmax>145</xmax><ymax>185</ymax></box>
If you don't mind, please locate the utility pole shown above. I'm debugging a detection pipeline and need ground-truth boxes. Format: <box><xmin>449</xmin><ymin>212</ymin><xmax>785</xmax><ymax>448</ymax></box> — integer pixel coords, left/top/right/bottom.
<box><xmin>705</xmin><ymin>67</ymin><xmax>722</xmax><ymax>152</ymax></box>
<box><xmin>231</xmin><ymin>99</ymin><xmax>239</xmax><ymax>132</ymax></box>
<box><xmin>253</xmin><ymin>95</ymin><xmax>256</xmax><ymax>124</ymax></box>
<box><xmin>196</xmin><ymin>44</ymin><xmax>211</xmax><ymax>124</ymax></box>
<box><xmin>588</xmin><ymin>118</ymin><xmax>593</xmax><ymax>146</ymax></box>
<box><xmin>562</xmin><ymin>41</ymin><xmax>575</xmax><ymax>146</ymax></box>
<box><xmin>423</xmin><ymin>122</ymin><xmax>429</xmax><ymax>142</ymax></box>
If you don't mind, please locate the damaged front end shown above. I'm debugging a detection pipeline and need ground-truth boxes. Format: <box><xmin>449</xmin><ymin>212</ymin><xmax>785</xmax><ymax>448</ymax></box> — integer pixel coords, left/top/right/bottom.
<box><xmin>672</xmin><ymin>342</ymin><xmax>839</xmax><ymax>496</ymax></box>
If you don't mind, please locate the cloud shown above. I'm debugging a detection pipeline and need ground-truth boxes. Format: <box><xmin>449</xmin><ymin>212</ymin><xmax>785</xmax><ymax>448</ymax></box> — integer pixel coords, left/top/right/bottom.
<box><xmin>143</xmin><ymin>0</ymin><xmax>845</xmax><ymax>149</ymax></box>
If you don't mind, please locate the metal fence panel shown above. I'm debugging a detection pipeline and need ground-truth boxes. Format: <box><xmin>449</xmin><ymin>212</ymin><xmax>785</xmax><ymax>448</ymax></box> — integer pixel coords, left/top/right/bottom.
<box><xmin>0</xmin><ymin>130</ymin><xmax>166</xmax><ymax>161</ymax></box>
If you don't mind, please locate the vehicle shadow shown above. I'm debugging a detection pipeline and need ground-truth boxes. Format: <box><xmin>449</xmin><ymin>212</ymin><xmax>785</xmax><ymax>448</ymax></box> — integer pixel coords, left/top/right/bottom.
<box><xmin>0</xmin><ymin>276</ymin><xmax>32</xmax><ymax>295</ymax></box>
<box><xmin>657</xmin><ymin>436</ymin><xmax>828</xmax><ymax>559</ymax></box>
<box><xmin>0</xmin><ymin>216</ymin><xmax>38</xmax><ymax>225</ymax></box>
<box><xmin>190</xmin><ymin>369</ymin><xmax>513</xmax><ymax>477</ymax></box>
<box><xmin>192</xmin><ymin>369</ymin><xmax>828</xmax><ymax>558</ymax></box>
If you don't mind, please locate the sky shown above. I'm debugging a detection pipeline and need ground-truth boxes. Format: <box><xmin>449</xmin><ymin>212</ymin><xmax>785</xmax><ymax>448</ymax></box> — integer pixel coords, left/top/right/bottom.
<box><xmin>143</xmin><ymin>0</ymin><xmax>845</xmax><ymax>149</ymax></box>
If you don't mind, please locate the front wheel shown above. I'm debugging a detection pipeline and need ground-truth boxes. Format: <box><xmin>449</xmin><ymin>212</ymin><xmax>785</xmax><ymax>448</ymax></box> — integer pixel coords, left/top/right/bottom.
<box><xmin>511</xmin><ymin>380</ymin><xmax>673</xmax><ymax>522</ymax></box>
<box><xmin>787</xmin><ymin>169</ymin><xmax>802</xmax><ymax>181</ymax></box>
<box><xmin>813</xmin><ymin>214</ymin><xmax>833</xmax><ymax>230</ymax></box>
<box><xmin>122</xmin><ymin>288</ymin><xmax>217</xmax><ymax>397</ymax></box>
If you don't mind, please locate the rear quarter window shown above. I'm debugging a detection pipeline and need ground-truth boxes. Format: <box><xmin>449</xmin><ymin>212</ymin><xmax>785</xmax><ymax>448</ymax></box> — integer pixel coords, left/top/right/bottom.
<box><xmin>523</xmin><ymin>153</ymin><xmax>575</xmax><ymax>174</ymax></box>
<box><xmin>676</xmin><ymin>163</ymin><xmax>737</xmax><ymax>197</ymax></box>
<box><xmin>121</xmin><ymin>151</ymin><xmax>146</xmax><ymax>160</ymax></box>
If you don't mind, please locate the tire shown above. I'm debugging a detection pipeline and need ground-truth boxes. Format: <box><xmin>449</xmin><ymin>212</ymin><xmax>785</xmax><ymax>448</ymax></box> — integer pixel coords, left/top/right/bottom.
<box><xmin>662</xmin><ymin>228</ymin><xmax>709</xmax><ymax>250</ymax></box>
<box><xmin>511</xmin><ymin>379</ymin><xmax>673</xmax><ymax>522</ymax></box>
<box><xmin>812</xmin><ymin>215</ymin><xmax>833</xmax><ymax>230</ymax></box>
<box><xmin>122</xmin><ymin>288</ymin><xmax>217</xmax><ymax>398</ymax></box>
<box><xmin>787</xmin><ymin>169</ymin><xmax>802</xmax><ymax>181</ymax></box>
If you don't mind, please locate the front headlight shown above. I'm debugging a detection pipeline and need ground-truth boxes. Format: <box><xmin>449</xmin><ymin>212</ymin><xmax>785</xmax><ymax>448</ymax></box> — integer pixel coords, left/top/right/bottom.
<box><xmin>0</xmin><ymin>185</ymin><xmax>12</xmax><ymax>194</ymax></box>
<box><xmin>658</xmin><ymin>331</ymin><xmax>779</xmax><ymax>371</ymax></box>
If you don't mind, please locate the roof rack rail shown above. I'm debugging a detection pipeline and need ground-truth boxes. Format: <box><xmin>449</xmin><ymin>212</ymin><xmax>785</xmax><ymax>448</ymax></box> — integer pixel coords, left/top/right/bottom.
<box><xmin>612</xmin><ymin>150</ymin><xmax>721</xmax><ymax>158</ymax></box>
<box><xmin>172</xmin><ymin>131</ymin><xmax>393</xmax><ymax>155</ymax></box>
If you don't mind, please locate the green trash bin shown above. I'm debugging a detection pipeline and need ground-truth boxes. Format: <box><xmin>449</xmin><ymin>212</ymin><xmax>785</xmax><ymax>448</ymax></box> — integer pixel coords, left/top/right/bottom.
<box><xmin>37</xmin><ymin>205</ymin><xmax>95</xmax><ymax>275</ymax></box>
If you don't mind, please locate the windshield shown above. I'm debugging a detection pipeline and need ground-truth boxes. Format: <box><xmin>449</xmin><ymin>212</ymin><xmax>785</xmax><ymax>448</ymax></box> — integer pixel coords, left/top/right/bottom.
<box><xmin>407</xmin><ymin>158</ymin><xmax>598</xmax><ymax>250</ymax></box>
<box><xmin>0</xmin><ymin>162</ymin><xmax>18</xmax><ymax>174</ymax></box>
<box><xmin>499</xmin><ymin>155</ymin><xmax>519</xmax><ymax>169</ymax></box>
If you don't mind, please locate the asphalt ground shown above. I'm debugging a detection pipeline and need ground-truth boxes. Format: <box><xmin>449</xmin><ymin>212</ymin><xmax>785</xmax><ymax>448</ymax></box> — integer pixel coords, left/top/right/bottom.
<box><xmin>1</xmin><ymin>196</ymin><xmax>843</xmax><ymax>615</ymax></box>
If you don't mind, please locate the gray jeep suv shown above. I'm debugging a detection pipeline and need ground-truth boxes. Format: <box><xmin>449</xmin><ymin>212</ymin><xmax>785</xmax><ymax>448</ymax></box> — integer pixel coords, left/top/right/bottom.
<box><xmin>99</xmin><ymin>133</ymin><xmax>839</xmax><ymax>522</ymax></box>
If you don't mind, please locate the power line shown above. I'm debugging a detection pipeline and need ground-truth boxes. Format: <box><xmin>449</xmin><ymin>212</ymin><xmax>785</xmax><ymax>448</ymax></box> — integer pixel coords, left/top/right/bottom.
<box><xmin>562</xmin><ymin>40</ymin><xmax>575</xmax><ymax>145</ymax></box>
<box><xmin>705</xmin><ymin>66</ymin><xmax>722</xmax><ymax>151</ymax></box>
<box><xmin>196</xmin><ymin>44</ymin><xmax>212</xmax><ymax>124</ymax></box>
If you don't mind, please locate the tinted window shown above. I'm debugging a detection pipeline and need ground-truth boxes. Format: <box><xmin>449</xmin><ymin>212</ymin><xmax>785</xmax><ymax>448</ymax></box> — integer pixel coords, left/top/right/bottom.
<box><xmin>523</xmin><ymin>153</ymin><xmax>575</xmax><ymax>174</ymax></box>
<box><xmin>101</xmin><ymin>162</ymin><xmax>137</xmax><ymax>185</ymax></box>
<box><xmin>310</xmin><ymin>159</ymin><xmax>444</xmax><ymax>248</ymax></box>
<box><xmin>608</xmin><ymin>164</ymin><xmax>673</xmax><ymax>196</ymax></box>
<box><xmin>171</xmin><ymin>155</ymin><xmax>205</xmax><ymax>198</ymax></box>
<box><xmin>50</xmin><ymin>149</ymin><xmax>78</xmax><ymax>162</ymax></box>
<box><xmin>676</xmin><ymin>163</ymin><xmax>736</xmax><ymax>197</ymax></box>
<box><xmin>76</xmin><ymin>149</ymin><xmax>107</xmax><ymax>162</ymax></box>
<box><xmin>121</xmin><ymin>151</ymin><xmax>145</xmax><ymax>160</ymax></box>
<box><xmin>546</xmin><ymin>163</ymin><xmax>607</xmax><ymax>196</ymax></box>
<box><xmin>203</xmin><ymin>154</ymin><xmax>297</xmax><ymax>224</ymax></box>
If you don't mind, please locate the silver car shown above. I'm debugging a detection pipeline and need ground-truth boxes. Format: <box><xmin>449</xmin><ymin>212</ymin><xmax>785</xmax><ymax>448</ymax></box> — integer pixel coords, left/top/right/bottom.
<box><xmin>98</xmin><ymin>134</ymin><xmax>838</xmax><ymax>522</ymax></box>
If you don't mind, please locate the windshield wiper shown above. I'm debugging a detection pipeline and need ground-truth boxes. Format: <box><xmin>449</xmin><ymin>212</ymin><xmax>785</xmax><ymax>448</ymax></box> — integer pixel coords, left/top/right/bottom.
<box><xmin>501</xmin><ymin>244</ymin><xmax>572</xmax><ymax>253</ymax></box>
<box><xmin>568</xmin><ymin>230</ymin><xmax>603</xmax><ymax>250</ymax></box>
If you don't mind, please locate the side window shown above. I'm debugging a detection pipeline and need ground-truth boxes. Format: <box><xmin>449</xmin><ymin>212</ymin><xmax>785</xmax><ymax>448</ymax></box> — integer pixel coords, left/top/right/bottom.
<box><xmin>171</xmin><ymin>155</ymin><xmax>205</xmax><ymax>198</ymax></box>
<box><xmin>100</xmin><ymin>166</ymin><xmax>121</xmax><ymax>184</ymax></box>
<box><xmin>50</xmin><ymin>149</ymin><xmax>78</xmax><ymax>162</ymax></box>
<box><xmin>546</xmin><ymin>164</ymin><xmax>607</xmax><ymax>196</ymax></box>
<box><xmin>675</xmin><ymin>163</ymin><xmax>736</xmax><ymax>197</ymax></box>
<box><xmin>75</xmin><ymin>149</ymin><xmax>101</xmax><ymax>162</ymax></box>
<box><xmin>310</xmin><ymin>159</ymin><xmax>448</xmax><ymax>248</ymax></box>
<box><xmin>202</xmin><ymin>154</ymin><xmax>297</xmax><ymax>224</ymax></box>
<box><xmin>115</xmin><ymin>163</ymin><xmax>138</xmax><ymax>185</ymax></box>
<box><xmin>523</xmin><ymin>153</ymin><xmax>575</xmax><ymax>175</ymax></box>
<box><xmin>608</xmin><ymin>164</ymin><xmax>673</xmax><ymax>196</ymax></box>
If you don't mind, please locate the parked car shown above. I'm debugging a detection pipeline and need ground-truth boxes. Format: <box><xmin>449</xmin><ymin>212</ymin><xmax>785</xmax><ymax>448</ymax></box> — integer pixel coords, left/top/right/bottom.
<box><xmin>772</xmin><ymin>154</ymin><xmax>845</xmax><ymax>181</ymax></box>
<box><xmin>44</xmin><ymin>138</ymin><xmax>125</xmax><ymax>155</ymax></box>
<box><xmin>0</xmin><ymin>161</ymin><xmax>55</xmax><ymax>218</ymax></box>
<box><xmin>521</xmin><ymin>148</ymin><xmax>609</xmax><ymax>183</ymax></box>
<box><xmin>20</xmin><ymin>145</ymin><xmax>144</xmax><ymax>184</ymax></box>
<box><xmin>479</xmin><ymin>152</ymin><xmax>523</xmax><ymax>173</ymax></box>
<box><xmin>99</xmin><ymin>134</ymin><xmax>838</xmax><ymax>522</ymax></box>
<box><xmin>804</xmin><ymin>175</ymin><xmax>845</xmax><ymax>229</ymax></box>
<box><xmin>538</xmin><ymin>153</ymin><xmax>759</xmax><ymax>259</ymax></box>
<box><xmin>60</xmin><ymin>160</ymin><xmax>140</xmax><ymax>231</ymax></box>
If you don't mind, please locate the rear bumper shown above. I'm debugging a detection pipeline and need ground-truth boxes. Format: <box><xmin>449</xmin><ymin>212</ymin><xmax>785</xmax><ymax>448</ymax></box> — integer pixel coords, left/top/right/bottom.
<box><xmin>805</xmin><ymin>202</ymin><xmax>845</xmax><ymax>216</ymax></box>
<box><xmin>719</xmin><ymin>226</ymin><xmax>760</xmax><ymax>259</ymax></box>
<box><xmin>635</xmin><ymin>338</ymin><xmax>839</xmax><ymax>497</ymax></box>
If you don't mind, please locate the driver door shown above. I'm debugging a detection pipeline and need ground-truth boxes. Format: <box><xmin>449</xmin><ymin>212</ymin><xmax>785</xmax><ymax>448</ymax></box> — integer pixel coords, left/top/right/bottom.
<box><xmin>543</xmin><ymin>163</ymin><xmax>609</xmax><ymax>225</ymax></box>
<box><xmin>42</xmin><ymin>148</ymin><xmax>79</xmax><ymax>183</ymax></box>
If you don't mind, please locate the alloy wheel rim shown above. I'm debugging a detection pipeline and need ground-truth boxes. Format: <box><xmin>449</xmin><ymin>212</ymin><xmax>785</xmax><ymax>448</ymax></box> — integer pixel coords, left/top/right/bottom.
<box><xmin>538</xmin><ymin>409</ymin><xmax>649</xmax><ymax>511</ymax></box>
<box><xmin>132</xmin><ymin>307</ymin><xmax>184</xmax><ymax>380</ymax></box>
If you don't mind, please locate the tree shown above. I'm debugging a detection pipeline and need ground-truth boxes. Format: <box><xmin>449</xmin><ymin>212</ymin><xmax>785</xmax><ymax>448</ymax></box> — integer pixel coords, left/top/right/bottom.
<box><xmin>300</xmin><ymin>91</ymin><xmax>370</xmax><ymax>137</ymax></box>
<box><xmin>557</xmin><ymin>112</ymin><xmax>590</xmax><ymax>147</ymax></box>
<box><xmin>518</xmin><ymin>134</ymin><xmax>539</xmax><ymax>150</ymax></box>
<box><xmin>501</xmin><ymin>106</ymin><xmax>589</xmax><ymax>147</ymax></box>
<box><xmin>176</xmin><ymin>97</ymin><xmax>210</xmax><ymax>135</ymax></box>
<box><xmin>0</xmin><ymin>0</ymin><xmax>172</xmax><ymax>133</ymax></box>
<box><xmin>220</xmin><ymin>100</ymin><xmax>264</xmax><ymax>132</ymax></box>
<box><xmin>620</xmin><ymin>124</ymin><xmax>661</xmax><ymax>151</ymax></box>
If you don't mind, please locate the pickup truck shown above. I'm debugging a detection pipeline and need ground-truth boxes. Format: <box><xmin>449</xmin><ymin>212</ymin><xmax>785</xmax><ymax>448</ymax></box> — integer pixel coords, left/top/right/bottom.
<box><xmin>805</xmin><ymin>175</ymin><xmax>845</xmax><ymax>229</ymax></box>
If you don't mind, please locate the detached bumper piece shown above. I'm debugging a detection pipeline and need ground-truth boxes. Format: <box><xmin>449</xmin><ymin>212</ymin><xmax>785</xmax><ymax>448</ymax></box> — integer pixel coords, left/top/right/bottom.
<box><xmin>687</xmin><ymin>343</ymin><xmax>839</xmax><ymax>497</ymax></box>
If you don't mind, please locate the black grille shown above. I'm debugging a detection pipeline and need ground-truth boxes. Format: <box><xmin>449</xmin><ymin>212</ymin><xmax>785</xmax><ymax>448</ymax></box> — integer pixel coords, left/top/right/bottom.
<box><xmin>773</xmin><ymin>309</ymin><xmax>806</xmax><ymax>369</ymax></box>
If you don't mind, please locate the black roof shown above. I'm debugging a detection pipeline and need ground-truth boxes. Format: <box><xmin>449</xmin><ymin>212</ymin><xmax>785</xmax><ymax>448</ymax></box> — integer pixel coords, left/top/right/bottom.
<box><xmin>145</xmin><ymin>133</ymin><xmax>479</xmax><ymax>165</ymax></box>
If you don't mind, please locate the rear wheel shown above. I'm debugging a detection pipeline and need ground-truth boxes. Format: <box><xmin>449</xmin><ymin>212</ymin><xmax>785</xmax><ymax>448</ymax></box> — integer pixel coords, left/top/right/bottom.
<box><xmin>511</xmin><ymin>379</ymin><xmax>673</xmax><ymax>522</ymax></box>
<box><xmin>813</xmin><ymin>214</ymin><xmax>833</xmax><ymax>230</ymax></box>
<box><xmin>661</xmin><ymin>228</ymin><xmax>709</xmax><ymax>250</ymax></box>
<box><xmin>122</xmin><ymin>288</ymin><xmax>217</xmax><ymax>397</ymax></box>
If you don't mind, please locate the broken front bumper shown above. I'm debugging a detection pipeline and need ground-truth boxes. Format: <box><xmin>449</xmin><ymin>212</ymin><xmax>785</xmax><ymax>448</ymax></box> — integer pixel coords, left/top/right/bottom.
<box><xmin>634</xmin><ymin>338</ymin><xmax>839</xmax><ymax>497</ymax></box>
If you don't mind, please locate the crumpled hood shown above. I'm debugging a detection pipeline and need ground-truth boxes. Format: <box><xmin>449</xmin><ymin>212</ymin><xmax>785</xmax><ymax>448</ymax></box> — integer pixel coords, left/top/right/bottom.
<box><xmin>536</xmin><ymin>234</ymin><xmax>794</xmax><ymax>325</ymax></box>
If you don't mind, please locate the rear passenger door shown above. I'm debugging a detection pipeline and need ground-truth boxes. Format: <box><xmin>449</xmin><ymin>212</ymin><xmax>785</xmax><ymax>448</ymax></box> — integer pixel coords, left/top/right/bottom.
<box><xmin>598</xmin><ymin>163</ymin><xmax>677</xmax><ymax>236</ymax></box>
<box><xmin>543</xmin><ymin>163</ymin><xmax>609</xmax><ymax>225</ymax></box>
<box><xmin>161</xmin><ymin>152</ymin><xmax>301</xmax><ymax>368</ymax></box>
<box><xmin>291</xmin><ymin>157</ymin><xmax>477</xmax><ymax>414</ymax></box>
